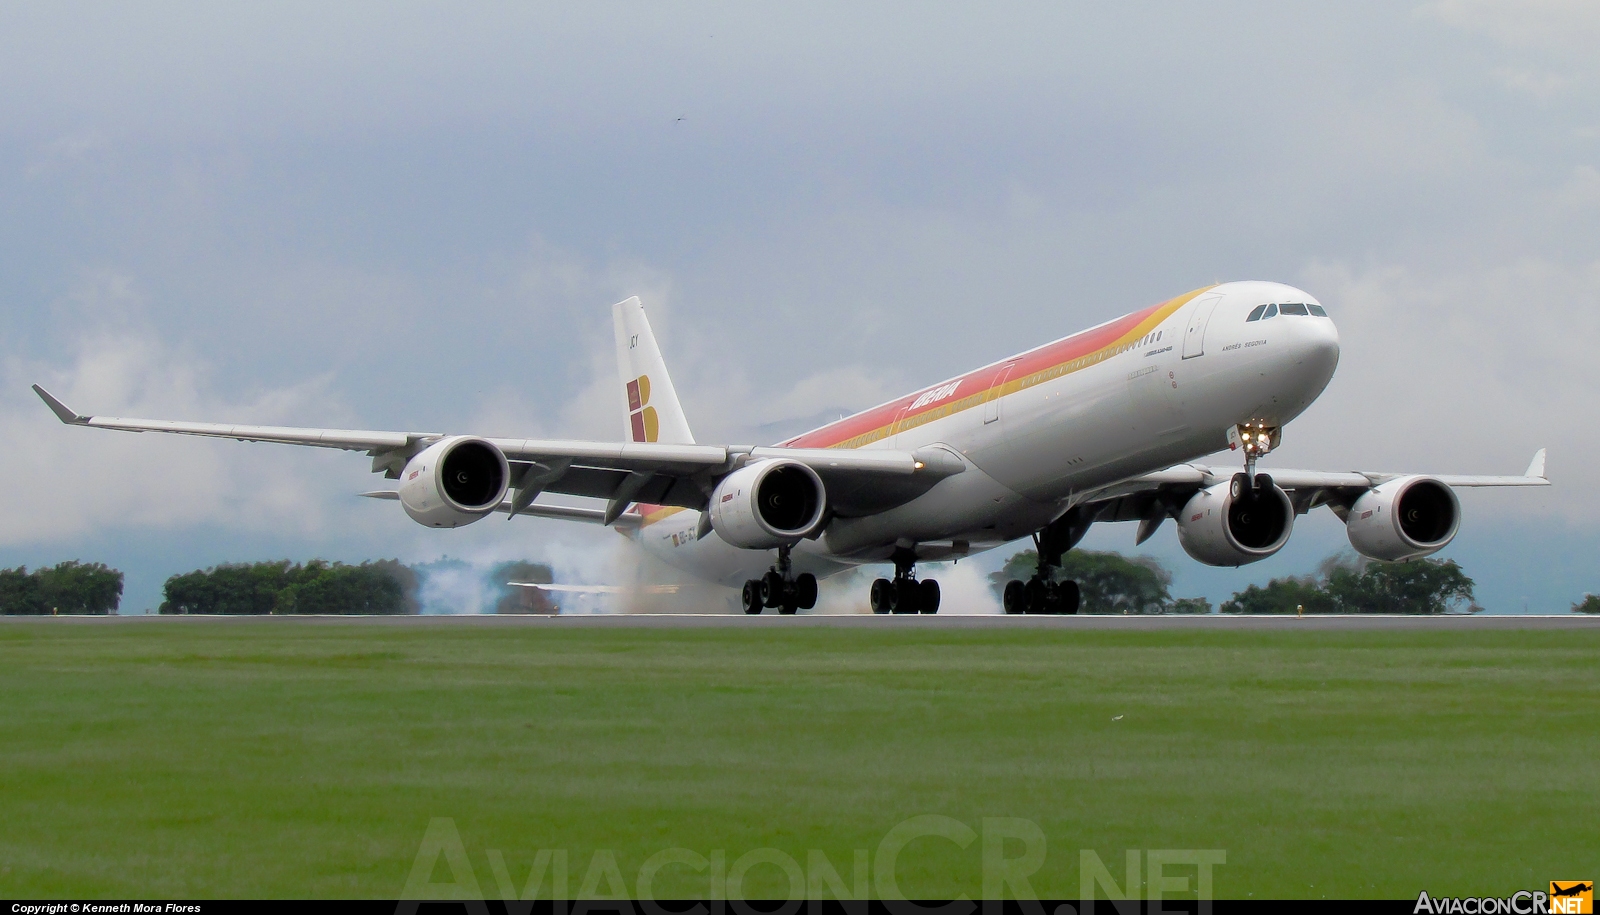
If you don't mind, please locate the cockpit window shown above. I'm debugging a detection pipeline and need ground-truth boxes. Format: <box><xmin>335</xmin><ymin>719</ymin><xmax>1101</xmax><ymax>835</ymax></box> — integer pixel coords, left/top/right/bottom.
<box><xmin>1262</xmin><ymin>303</ymin><xmax>1278</xmax><ymax>319</ymax></box>
<box><xmin>1245</xmin><ymin>304</ymin><xmax>1268</xmax><ymax>322</ymax></box>
<box><xmin>1280</xmin><ymin>303</ymin><xmax>1309</xmax><ymax>316</ymax></box>
<box><xmin>1308</xmin><ymin>304</ymin><xmax>1327</xmax><ymax>317</ymax></box>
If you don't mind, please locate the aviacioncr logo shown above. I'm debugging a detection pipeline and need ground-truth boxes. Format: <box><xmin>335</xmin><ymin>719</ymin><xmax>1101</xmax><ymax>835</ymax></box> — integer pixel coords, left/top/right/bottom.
<box><xmin>627</xmin><ymin>375</ymin><xmax>658</xmax><ymax>442</ymax></box>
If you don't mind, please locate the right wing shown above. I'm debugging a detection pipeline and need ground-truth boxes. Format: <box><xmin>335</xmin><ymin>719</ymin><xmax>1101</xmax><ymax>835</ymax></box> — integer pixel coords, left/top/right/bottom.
<box><xmin>34</xmin><ymin>385</ymin><xmax>965</xmax><ymax>521</ymax></box>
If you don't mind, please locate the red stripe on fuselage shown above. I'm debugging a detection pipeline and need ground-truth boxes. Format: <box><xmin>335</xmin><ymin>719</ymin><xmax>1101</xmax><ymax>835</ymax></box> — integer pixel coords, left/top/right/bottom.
<box><xmin>780</xmin><ymin>288</ymin><xmax>1206</xmax><ymax>450</ymax></box>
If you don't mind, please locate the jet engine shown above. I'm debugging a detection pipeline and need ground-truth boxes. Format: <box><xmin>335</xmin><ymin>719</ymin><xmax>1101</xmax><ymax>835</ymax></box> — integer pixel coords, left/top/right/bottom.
<box><xmin>1176</xmin><ymin>475</ymin><xmax>1295</xmax><ymax>566</ymax></box>
<box><xmin>398</xmin><ymin>436</ymin><xmax>510</xmax><ymax>528</ymax></box>
<box><xmin>708</xmin><ymin>459</ymin><xmax>827</xmax><ymax>549</ymax></box>
<box><xmin>1345</xmin><ymin>476</ymin><xmax>1459</xmax><ymax>562</ymax></box>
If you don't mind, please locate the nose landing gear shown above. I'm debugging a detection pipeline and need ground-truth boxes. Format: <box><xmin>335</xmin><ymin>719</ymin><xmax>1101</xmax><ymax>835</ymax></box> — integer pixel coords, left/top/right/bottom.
<box><xmin>1234</xmin><ymin>420</ymin><xmax>1281</xmax><ymax>491</ymax></box>
<box><xmin>740</xmin><ymin>545</ymin><xmax>818</xmax><ymax>615</ymax></box>
<box><xmin>869</xmin><ymin>550</ymin><xmax>941</xmax><ymax>614</ymax></box>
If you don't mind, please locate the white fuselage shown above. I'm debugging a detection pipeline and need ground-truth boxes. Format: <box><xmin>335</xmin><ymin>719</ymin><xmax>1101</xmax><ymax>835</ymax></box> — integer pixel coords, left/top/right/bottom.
<box><xmin>633</xmin><ymin>281</ymin><xmax>1341</xmax><ymax>586</ymax></box>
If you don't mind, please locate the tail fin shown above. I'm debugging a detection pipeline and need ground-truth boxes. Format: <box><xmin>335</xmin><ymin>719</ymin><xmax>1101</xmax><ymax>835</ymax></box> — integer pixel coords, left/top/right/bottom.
<box><xmin>612</xmin><ymin>296</ymin><xmax>695</xmax><ymax>444</ymax></box>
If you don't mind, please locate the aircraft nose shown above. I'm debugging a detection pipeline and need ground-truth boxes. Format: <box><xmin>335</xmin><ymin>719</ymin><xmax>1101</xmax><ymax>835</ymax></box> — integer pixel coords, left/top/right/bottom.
<box><xmin>1295</xmin><ymin>312</ymin><xmax>1341</xmax><ymax>378</ymax></box>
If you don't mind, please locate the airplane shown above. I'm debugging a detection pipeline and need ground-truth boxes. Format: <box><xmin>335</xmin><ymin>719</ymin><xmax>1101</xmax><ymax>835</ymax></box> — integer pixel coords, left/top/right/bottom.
<box><xmin>33</xmin><ymin>281</ymin><xmax>1548</xmax><ymax>615</ymax></box>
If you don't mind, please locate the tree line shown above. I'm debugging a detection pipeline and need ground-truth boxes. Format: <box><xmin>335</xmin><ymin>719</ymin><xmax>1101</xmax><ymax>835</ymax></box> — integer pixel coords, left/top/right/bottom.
<box><xmin>991</xmin><ymin>548</ymin><xmax>1490</xmax><ymax>614</ymax></box>
<box><xmin>0</xmin><ymin>562</ymin><xmax>124</xmax><ymax>614</ymax></box>
<box><xmin>1</xmin><ymin>558</ymin><xmax>557</xmax><ymax>614</ymax></box>
<box><xmin>158</xmin><ymin>558</ymin><xmax>556</xmax><ymax>615</ymax></box>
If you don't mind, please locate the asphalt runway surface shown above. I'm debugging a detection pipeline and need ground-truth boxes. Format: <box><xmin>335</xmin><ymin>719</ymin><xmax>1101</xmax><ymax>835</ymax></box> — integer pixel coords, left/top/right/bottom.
<box><xmin>12</xmin><ymin>612</ymin><xmax>1598</xmax><ymax>629</ymax></box>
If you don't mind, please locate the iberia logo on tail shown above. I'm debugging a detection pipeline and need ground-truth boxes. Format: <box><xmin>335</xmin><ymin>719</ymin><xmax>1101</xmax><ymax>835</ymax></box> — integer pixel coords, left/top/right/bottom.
<box><xmin>627</xmin><ymin>375</ymin><xmax>658</xmax><ymax>443</ymax></box>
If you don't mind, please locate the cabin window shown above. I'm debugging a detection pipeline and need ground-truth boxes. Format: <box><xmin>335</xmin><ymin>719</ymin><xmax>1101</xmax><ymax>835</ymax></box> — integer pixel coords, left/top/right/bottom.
<box><xmin>1246</xmin><ymin>304</ymin><xmax>1268</xmax><ymax>322</ymax></box>
<box><xmin>1308</xmin><ymin>304</ymin><xmax>1327</xmax><ymax>317</ymax></box>
<box><xmin>1280</xmin><ymin>303</ymin><xmax>1309</xmax><ymax>316</ymax></box>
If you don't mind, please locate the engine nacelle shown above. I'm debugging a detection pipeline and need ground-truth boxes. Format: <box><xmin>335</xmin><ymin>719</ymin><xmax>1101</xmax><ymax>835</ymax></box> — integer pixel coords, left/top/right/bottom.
<box><xmin>709</xmin><ymin>459</ymin><xmax>827</xmax><ymax>549</ymax></box>
<box><xmin>398</xmin><ymin>436</ymin><xmax>510</xmax><ymax>528</ymax></box>
<box><xmin>1176</xmin><ymin>476</ymin><xmax>1295</xmax><ymax>566</ymax></box>
<box><xmin>1345</xmin><ymin>476</ymin><xmax>1459</xmax><ymax>562</ymax></box>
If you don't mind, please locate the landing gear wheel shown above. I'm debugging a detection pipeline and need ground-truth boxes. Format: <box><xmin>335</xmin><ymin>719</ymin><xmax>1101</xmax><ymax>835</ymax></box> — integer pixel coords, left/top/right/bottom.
<box><xmin>794</xmin><ymin>573</ymin><xmax>818</xmax><ymax>610</ymax></box>
<box><xmin>1060</xmin><ymin>579</ymin><xmax>1080</xmax><ymax>614</ymax></box>
<box><xmin>1024</xmin><ymin>578</ymin><xmax>1047</xmax><ymax>614</ymax></box>
<box><xmin>760</xmin><ymin>570</ymin><xmax>786</xmax><ymax>609</ymax></box>
<box><xmin>893</xmin><ymin>578</ymin><xmax>921</xmax><ymax>614</ymax></box>
<box><xmin>1003</xmin><ymin>580</ymin><xmax>1025</xmax><ymax>614</ymax></box>
<box><xmin>918</xmin><ymin>578</ymin><xmax>940</xmax><ymax>614</ymax></box>
<box><xmin>741</xmin><ymin>580</ymin><xmax>763</xmax><ymax>615</ymax></box>
<box><xmin>870</xmin><ymin>578</ymin><xmax>896</xmax><ymax>614</ymax></box>
<box><xmin>778</xmin><ymin>600</ymin><xmax>798</xmax><ymax>615</ymax></box>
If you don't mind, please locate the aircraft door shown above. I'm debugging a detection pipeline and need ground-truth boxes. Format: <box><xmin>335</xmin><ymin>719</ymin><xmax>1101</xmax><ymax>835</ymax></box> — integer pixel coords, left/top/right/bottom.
<box><xmin>984</xmin><ymin>362</ymin><xmax>1016</xmax><ymax>424</ymax></box>
<box><xmin>1181</xmin><ymin>293</ymin><xmax>1223</xmax><ymax>359</ymax></box>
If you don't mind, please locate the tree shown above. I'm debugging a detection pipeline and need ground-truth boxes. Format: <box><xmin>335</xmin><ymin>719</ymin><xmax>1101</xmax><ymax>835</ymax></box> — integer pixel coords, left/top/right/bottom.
<box><xmin>0</xmin><ymin>567</ymin><xmax>45</xmax><ymax>615</ymax></box>
<box><xmin>1574</xmin><ymin>595</ymin><xmax>1600</xmax><ymax>614</ymax></box>
<box><xmin>0</xmin><ymin>562</ymin><xmax>122</xmax><ymax>614</ymax></box>
<box><xmin>1325</xmin><ymin>558</ymin><xmax>1476</xmax><ymax>614</ymax></box>
<box><xmin>1222</xmin><ymin>552</ymin><xmax>1478</xmax><ymax>615</ymax></box>
<box><xmin>990</xmin><ymin>549</ymin><xmax>1188</xmax><ymax>614</ymax></box>
<box><xmin>1220</xmin><ymin>576</ymin><xmax>1335</xmax><ymax>614</ymax></box>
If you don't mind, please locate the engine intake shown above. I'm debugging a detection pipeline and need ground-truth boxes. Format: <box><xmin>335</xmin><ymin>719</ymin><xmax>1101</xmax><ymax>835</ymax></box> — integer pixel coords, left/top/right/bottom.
<box><xmin>1345</xmin><ymin>476</ymin><xmax>1459</xmax><ymax>561</ymax></box>
<box><xmin>1176</xmin><ymin>475</ymin><xmax>1295</xmax><ymax>566</ymax></box>
<box><xmin>709</xmin><ymin>459</ymin><xmax>828</xmax><ymax>549</ymax></box>
<box><xmin>398</xmin><ymin>436</ymin><xmax>510</xmax><ymax>528</ymax></box>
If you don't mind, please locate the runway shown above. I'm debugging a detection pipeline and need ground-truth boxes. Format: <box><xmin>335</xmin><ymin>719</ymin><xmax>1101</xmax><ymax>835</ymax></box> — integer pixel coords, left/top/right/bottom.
<box><xmin>14</xmin><ymin>612</ymin><xmax>1599</xmax><ymax>629</ymax></box>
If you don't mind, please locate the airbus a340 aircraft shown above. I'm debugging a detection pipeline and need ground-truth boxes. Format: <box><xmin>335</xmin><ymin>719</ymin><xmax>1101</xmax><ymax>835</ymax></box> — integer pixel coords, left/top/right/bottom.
<box><xmin>34</xmin><ymin>281</ymin><xmax>1547</xmax><ymax>614</ymax></box>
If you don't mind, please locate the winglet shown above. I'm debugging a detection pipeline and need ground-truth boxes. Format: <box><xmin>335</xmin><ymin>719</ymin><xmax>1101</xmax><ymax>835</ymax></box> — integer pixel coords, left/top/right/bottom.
<box><xmin>1525</xmin><ymin>448</ymin><xmax>1547</xmax><ymax>480</ymax></box>
<box><xmin>32</xmin><ymin>385</ymin><xmax>88</xmax><ymax>425</ymax></box>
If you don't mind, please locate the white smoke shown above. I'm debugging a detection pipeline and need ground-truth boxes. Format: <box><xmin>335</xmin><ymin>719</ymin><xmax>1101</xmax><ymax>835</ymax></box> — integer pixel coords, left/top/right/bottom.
<box><xmin>923</xmin><ymin>561</ymin><xmax>1005</xmax><ymax>615</ymax></box>
<box><xmin>413</xmin><ymin>558</ymin><xmax>502</xmax><ymax>615</ymax></box>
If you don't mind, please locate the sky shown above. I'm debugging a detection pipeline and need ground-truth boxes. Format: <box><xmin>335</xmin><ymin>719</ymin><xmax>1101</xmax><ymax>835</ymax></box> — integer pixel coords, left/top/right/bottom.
<box><xmin>1</xmin><ymin>1</ymin><xmax>1596</xmax><ymax>613</ymax></box>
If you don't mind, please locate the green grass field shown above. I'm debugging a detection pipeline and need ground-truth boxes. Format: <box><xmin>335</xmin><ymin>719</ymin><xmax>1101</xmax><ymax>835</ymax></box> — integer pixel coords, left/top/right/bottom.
<box><xmin>1</xmin><ymin>620</ymin><xmax>1596</xmax><ymax>900</ymax></box>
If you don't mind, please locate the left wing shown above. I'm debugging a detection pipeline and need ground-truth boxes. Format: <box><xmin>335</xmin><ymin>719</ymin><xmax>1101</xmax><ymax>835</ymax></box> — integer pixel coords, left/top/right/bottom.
<box><xmin>1071</xmin><ymin>449</ymin><xmax>1549</xmax><ymax>544</ymax></box>
<box><xmin>33</xmin><ymin>385</ymin><xmax>964</xmax><ymax>520</ymax></box>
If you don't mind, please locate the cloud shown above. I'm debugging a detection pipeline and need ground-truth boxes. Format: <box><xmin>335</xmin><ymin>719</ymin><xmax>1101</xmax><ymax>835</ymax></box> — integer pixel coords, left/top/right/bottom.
<box><xmin>1284</xmin><ymin>256</ymin><xmax>1597</xmax><ymax>520</ymax></box>
<box><xmin>0</xmin><ymin>288</ymin><xmax>354</xmax><ymax>547</ymax></box>
<box><xmin>1423</xmin><ymin>0</ymin><xmax>1600</xmax><ymax>51</ymax></box>
<box><xmin>1490</xmin><ymin>67</ymin><xmax>1568</xmax><ymax>100</ymax></box>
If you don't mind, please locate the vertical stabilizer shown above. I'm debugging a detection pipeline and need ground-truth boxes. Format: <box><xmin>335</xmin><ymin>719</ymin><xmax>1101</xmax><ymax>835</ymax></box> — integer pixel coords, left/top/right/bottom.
<box><xmin>612</xmin><ymin>296</ymin><xmax>695</xmax><ymax>444</ymax></box>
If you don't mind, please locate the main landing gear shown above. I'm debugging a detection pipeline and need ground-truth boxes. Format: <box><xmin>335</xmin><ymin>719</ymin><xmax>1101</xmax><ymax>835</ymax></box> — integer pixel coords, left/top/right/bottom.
<box><xmin>1001</xmin><ymin>507</ymin><xmax>1093</xmax><ymax>614</ymax></box>
<box><xmin>740</xmin><ymin>545</ymin><xmax>818</xmax><ymax>615</ymax></box>
<box><xmin>869</xmin><ymin>550</ymin><xmax>941</xmax><ymax>614</ymax></box>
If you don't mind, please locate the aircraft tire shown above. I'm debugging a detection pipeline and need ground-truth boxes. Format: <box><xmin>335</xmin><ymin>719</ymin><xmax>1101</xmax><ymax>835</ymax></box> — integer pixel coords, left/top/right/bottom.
<box><xmin>870</xmin><ymin>578</ymin><xmax>896</xmax><ymax>614</ymax></box>
<box><xmin>741</xmin><ymin>580</ymin><xmax>764</xmax><ymax>614</ymax></box>
<box><xmin>1023</xmin><ymin>578</ymin><xmax>1047</xmax><ymax>614</ymax></box>
<box><xmin>778</xmin><ymin>601</ymin><xmax>798</xmax><ymax>615</ymax></box>
<box><xmin>760</xmin><ymin>570</ymin><xmax>786</xmax><ymax>608</ymax></box>
<box><xmin>918</xmin><ymin>578</ymin><xmax>940</xmax><ymax>614</ymax></box>
<box><xmin>1061</xmin><ymin>580</ymin><xmax>1080</xmax><ymax>614</ymax></box>
<box><xmin>795</xmin><ymin>573</ymin><xmax>818</xmax><ymax>610</ymax></box>
<box><xmin>893</xmin><ymin>578</ymin><xmax>921</xmax><ymax>614</ymax></box>
<box><xmin>1003</xmin><ymin>580</ymin><xmax>1025</xmax><ymax>614</ymax></box>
